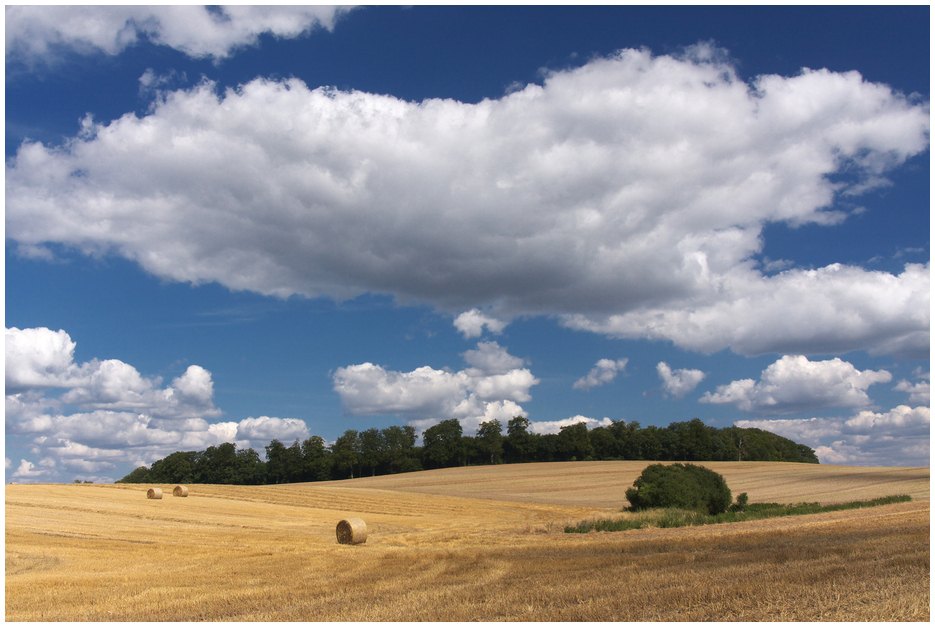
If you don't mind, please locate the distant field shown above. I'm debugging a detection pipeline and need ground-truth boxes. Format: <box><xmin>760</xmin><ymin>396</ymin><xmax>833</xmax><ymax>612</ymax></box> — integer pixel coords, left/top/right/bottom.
<box><xmin>347</xmin><ymin>460</ymin><xmax>932</xmax><ymax>506</ymax></box>
<box><xmin>6</xmin><ymin>461</ymin><xmax>929</xmax><ymax>621</ymax></box>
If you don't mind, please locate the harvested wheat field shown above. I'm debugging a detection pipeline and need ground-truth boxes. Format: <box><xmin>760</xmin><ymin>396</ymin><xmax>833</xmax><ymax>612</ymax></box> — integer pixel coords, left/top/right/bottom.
<box><xmin>6</xmin><ymin>461</ymin><xmax>930</xmax><ymax>621</ymax></box>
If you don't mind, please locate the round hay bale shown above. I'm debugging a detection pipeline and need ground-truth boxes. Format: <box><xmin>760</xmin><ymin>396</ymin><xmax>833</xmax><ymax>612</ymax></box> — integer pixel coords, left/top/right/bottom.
<box><xmin>172</xmin><ymin>485</ymin><xmax>189</xmax><ymax>497</ymax></box>
<box><xmin>336</xmin><ymin>517</ymin><xmax>367</xmax><ymax>545</ymax></box>
<box><xmin>146</xmin><ymin>488</ymin><xmax>163</xmax><ymax>499</ymax></box>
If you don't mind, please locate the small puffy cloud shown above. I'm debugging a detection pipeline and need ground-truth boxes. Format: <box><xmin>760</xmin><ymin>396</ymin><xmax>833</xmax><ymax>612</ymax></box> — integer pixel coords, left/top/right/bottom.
<box><xmin>893</xmin><ymin>371</ymin><xmax>930</xmax><ymax>405</ymax></box>
<box><xmin>6</xmin><ymin>48</ymin><xmax>928</xmax><ymax>358</ymax></box>
<box><xmin>207</xmin><ymin>421</ymin><xmax>239</xmax><ymax>444</ymax></box>
<box><xmin>463</xmin><ymin>341</ymin><xmax>525</xmax><ymax>375</ymax></box>
<box><xmin>60</xmin><ymin>359</ymin><xmax>157</xmax><ymax>409</ymax></box>
<box><xmin>454</xmin><ymin>309</ymin><xmax>508</xmax><ymax>339</ymax></box>
<box><xmin>6</xmin><ymin>5</ymin><xmax>353</xmax><ymax>65</ymax></box>
<box><xmin>470</xmin><ymin>370</ymin><xmax>538</xmax><ymax>403</ymax></box>
<box><xmin>332</xmin><ymin>363</ymin><xmax>469</xmax><ymax>417</ymax></box>
<box><xmin>656</xmin><ymin>362</ymin><xmax>706</xmax><ymax>400</ymax></box>
<box><xmin>333</xmin><ymin>342</ymin><xmax>539</xmax><ymax>434</ymax></box>
<box><xmin>528</xmin><ymin>415</ymin><xmax>613</xmax><ymax>435</ymax></box>
<box><xmin>235</xmin><ymin>416</ymin><xmax>310</xmax><ymax>443</ymax></box>
<box><xmin>11</xmin><ymin>459</ymin><xmax>54</xmax><ymax>481</ymax></box>
<box><xmin>139</xmin><ymin>68</ymin><xmax>187</xmax><ymax>98</ymax></box>
<box><xmin>573</xmin><ymin>358</ymin><xmax>628</xmax><ymax>391</ymax></box>
<box><xmin>468</xmin><ymin>400</ymin><xmax>528</xmax><ymax>434</ymax></box>
<box><xmin>6</xmin><ymin>326</ymin><xmax>83</xmax><ymax>392</ymax></box>
<box><xmin>844</xmin><ymin>405</ymin><xmax>930</xmax><ymax>431</ymax></box>
<box><xmin>736</xmin><ymin>405</ymin><xmax>929</xmax><ymax>466</ymax></box>
<box><xmin>408</xmin><ymin>399</ymin><xmax>527</xmax><ymax>438</ymax></box>
<box><xmin>700</xmin><ymin>355</ymin><xmax>891</xmax><ymax>415</ymax></box>
<box><xmin>170</xmin><ymin>365</ymin><xmax>216</xmax><ymax>406</ymax></box>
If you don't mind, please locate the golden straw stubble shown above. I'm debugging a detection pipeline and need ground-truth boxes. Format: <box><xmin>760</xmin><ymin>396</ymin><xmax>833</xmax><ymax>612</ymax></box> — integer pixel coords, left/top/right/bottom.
<box><xmin>336</xmin><ymin>517</ymin><xmax>367</xmax><ymax>545</ymax></box>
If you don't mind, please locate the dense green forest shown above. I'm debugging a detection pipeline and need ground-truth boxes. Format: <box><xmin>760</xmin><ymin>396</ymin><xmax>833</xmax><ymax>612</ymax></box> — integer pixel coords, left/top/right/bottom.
<box><xmin>117</xmin><ymin>417</ymin><xmax>818</xmax><ymax>484</ymax></box>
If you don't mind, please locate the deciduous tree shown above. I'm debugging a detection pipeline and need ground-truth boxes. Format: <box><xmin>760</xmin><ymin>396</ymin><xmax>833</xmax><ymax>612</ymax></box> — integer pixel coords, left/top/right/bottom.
<box><xmin>476</xmin><ymin>419</ymin><xmax>504</xmax><ymax>464</ymax></box>
<box><xmin>422</xmin><ymin>419</ymin><xmax>463</xmax><ymax>469</ymax></box>
<box><xmin>332</xmin><ymin>430</ymin><xmax>360</xmax><ymax>479</ymax></box>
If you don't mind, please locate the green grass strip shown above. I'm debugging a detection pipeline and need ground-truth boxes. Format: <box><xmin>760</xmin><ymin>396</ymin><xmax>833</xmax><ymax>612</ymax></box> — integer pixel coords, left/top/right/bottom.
<box><xmin>564</xmin><ymin>494</ymin><xmax>912</xmax><ymax>534</ymax></box>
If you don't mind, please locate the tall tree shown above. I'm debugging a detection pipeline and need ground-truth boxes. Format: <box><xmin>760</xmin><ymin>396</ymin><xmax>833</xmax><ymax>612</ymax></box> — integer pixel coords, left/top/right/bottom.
<box><xmin>198</xmin><ymin>442</ymin><xmax>239</xmax><ymax>483</ymax></box>
<box><xmin>476</xmin><ymin>419</ymin><xmax>504</xmax><ymax>464</ymax></box>
<box><xmin>332</xmin><ymin>430</ymin><xmax>360</xmax><ymax>479</ymax></box>
<box><xmin>359</xmin><ymin>428</ymin><xmax>385</xmax><ymax>476</ymax></box>
<box><xmin>382</xmin><ymin>425</ymin><xmax>418</xmax><ymax>474</ymax></box>
<box><xmin>637</xmin><ymin>425</ymin><xmax>663</xmax><ymax>461</ymax></box>
<box><xmin>265</xmin><ymin>439</ymin><xmax>289</xmax><ymax>484</ymax></box>
<box><xmin>588</xmin><ymin>425</ymin><xmax>618</xmax><ymax>460</ymax></box>
<box><xmin>505</xmin><ymin>415</ymin><xmax>538</xmax><ymax>463</ymax></box>
<box><xmin>234</xmin><ymin>447</ymin><xmax>264</xmax><ymax>484</ymax></box>
<box><xmin>622</xmin><ymin>420</ymin><xmax>642</xmax><ymax>460</ymax></box>
<box><xmin>285</xmin><ymin>439</ymin><xmax>304</xmax><ymax>482</ymax></box>
<box><xmin>301</xmin><ymin>435</ymin><xmax>333</xmax><ymax>481</ymax></box>
<box><xmin>557</xmin><ymin>422</ymin><xmax>593</xmax><ymax>461</ymax></box>
<box><xmin>149</xmin><ymin>450</ymin><xmax>197</xmax><ymax>483</ymax></box>
<box><xmin>536</xmin><ymin>432</ymin><xmax>559</xmax><ymax>462</ymax></box>
<box><xmin>421</xmin><ymin>419</ymin><xmax>463</xmax><ymax>469</ymax></box>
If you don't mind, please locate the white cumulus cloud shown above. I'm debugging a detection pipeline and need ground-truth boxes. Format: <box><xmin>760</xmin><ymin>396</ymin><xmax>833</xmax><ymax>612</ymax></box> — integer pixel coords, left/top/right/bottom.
<box><xmin>6</xmin><ymin>5</ymin><xmax>353</xmax><ymax>65</ymax></box>
<box><xmin>11</xmin><ymin>459</ymin><xmax>54</xmax><ymax>480</ymax></box>
<box><xmin>656</xmin><ymin>362</ymin><xmax>706</xmax><ymax>400</ymax></box>
<box><xmin>332</xmin><ymin>363</ymin><xmax>470</xmax><ymax>417</ymax></box>
<box><xmin>573</xmin><ymin>358</ymin><xmax>628</xmax><ymax>391</ymax></box>
<box><xmin>333</xmin><ymin>341</ymin><xmax>538</xmax><ymax>434</ymax></box>
<box><xmin>737</xmin><ymin>405</ymin><xmax>929</xmax><ymax>466</ymax></box>
<box><xmin>453</xmin><ymin>309</ymin><xmax>508</xmax><ymax>338</ymax></box>
<box><xmin>893</xmin><ymin>372</ymin><xmax>930</xmax><ymax>405</ymax></box>
<box><xmin>528</xmin><ymin>415</ymin><xmax>613</xmax><ymax>435</ymax></box>
<box><xmin>701</xmin><ymin>355</ymin><xmax>892</xmax><ymax>415</ymax></box>
<box><xmin>6</xmin><ymin>326</ymin><xmax>84</xmax><ymax>392</ymax></box>
<box><xmin>5</xmin><ymin>327</ymin><xmax>308</xmax><ymax>483</ymax></box>
<box><xmin>463</xmin><ymin>341</ymin><xmax>525</xmax><ymax>374</ymax></box>
<box><xmin>5</xmin><ymin>46</ymin><xmax>929</xmax><ymax>358</ymax></box>
<box><xmin>563</xmin><ymin>263</ymin><xmax>929</xmax><ymax>358</ymax></box>
<box><xmin>233</xmin><ymin>416</ymin><xmax>310</xmax><ymax>442</ymax></box>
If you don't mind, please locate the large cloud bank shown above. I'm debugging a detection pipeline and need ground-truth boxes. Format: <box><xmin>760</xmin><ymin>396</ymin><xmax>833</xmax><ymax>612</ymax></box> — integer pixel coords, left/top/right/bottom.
<box><xmin>5</xmin><ymin>327</ymin><xmax>308</xmax><ymax>482</ymax></box>
<box><xmin>6</xmin><ymin>5</ymin><xmax>352</xmax><ymax>64</ymax></box>
<box><xmin>5</xmin><ymin>45</ymin><xmax>929</xmax><ymax>357</ymax></box>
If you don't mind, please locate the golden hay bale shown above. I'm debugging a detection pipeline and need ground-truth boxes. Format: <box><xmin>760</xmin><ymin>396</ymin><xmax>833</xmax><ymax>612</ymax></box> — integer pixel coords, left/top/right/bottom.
<box><xmin>336</xmin><ymin>517</ymin><xmax>367</xmax><ymax>545</ymax></box>
<box><xmin>172</xmin><ymin>485</ymin><xmax>189</xmax><ymax>497</ymax></box>
<box><xmin>146</xmin><ymin>488</ymin><xmax>163</xmax><ymax>499</ymax></box>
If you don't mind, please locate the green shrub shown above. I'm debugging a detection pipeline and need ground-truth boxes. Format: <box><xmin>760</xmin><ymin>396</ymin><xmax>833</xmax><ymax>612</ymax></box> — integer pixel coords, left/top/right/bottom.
<box><xmin>625</xmin><ymin>463</ymin><xmax>732</xmax><ymax>515</ymax></box>
<box><xmin>567</xmin><ymin>494</ymin><xmax>912</xmax><ymax>534</ymax></box>
<box><xmin>729</xmin><ymin>492</ymin><xmax>749</xmax><ymax>512</ymax></box>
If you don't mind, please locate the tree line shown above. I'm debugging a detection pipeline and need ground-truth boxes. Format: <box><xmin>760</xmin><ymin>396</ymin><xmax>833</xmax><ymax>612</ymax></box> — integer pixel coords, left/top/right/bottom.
<box><xmin>117</xmin><ymin>417</ymin><xmax>818</xmax><ymax>485</ymax></box>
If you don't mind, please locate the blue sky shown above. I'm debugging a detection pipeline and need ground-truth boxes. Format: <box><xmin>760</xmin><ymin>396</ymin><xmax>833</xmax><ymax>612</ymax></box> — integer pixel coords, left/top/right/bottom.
<box><xmin>5</xmin><ymin>5</ymin><xmax>930</xmax><ymax>483</ymax></box>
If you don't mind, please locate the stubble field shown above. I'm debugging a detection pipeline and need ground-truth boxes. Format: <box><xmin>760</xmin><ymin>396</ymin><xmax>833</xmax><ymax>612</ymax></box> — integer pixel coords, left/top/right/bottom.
<box><xmin>6</xmin><ymin>461</ymin><xmax>930</xmax><ymax>621</ymax></box>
